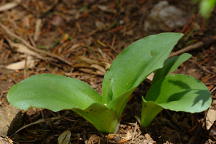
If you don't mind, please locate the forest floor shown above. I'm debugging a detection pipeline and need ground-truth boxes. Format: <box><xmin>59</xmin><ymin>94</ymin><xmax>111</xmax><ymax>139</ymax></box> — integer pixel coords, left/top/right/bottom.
<box><xmin>0</xmin><ymin>0</ymin><xmax>215</xmax><ymax>143</ymax></box>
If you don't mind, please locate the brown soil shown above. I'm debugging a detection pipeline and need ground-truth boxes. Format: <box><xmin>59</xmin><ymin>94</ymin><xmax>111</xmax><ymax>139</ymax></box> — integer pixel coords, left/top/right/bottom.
<box><xmin>0</xmin><ymin>0</ymin><xmax>215</xmax><ymax>143</ymax></box>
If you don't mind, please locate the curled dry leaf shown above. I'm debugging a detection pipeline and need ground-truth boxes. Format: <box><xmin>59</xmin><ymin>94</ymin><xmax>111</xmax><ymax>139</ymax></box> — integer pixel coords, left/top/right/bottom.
<box><xmin>6</xmin><ymin>56</ymin><xmax>35</xmax><ymax>70</ymax></box>
<box><xmin>0</xmin><ymin>136</ymin><xmax>13</xmax><ymax>144</ymax></box>
<box><xmin>58</xmin><ymin>130</ymin><xmax>71</xmax><ymax>144</ymax></box>
<box><xmin>206</xmin><ymin>104</ymin><xmax>216</xmax><ymax>130</ymax></box>
<box><xmin>0</xmin><ymin>0</ymin><xmax>20</xmax><ymax>12</ymax></box>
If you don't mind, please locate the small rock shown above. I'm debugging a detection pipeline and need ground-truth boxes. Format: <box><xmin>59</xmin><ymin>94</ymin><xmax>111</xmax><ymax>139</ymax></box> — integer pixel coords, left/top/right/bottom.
<box><xmin>144</xmin><ymin>1</ymin><xmax>188</xmax><ymax>32</ymax></box>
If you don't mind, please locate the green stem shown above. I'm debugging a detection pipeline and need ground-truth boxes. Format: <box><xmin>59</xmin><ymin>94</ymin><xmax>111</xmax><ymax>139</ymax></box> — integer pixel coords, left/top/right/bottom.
<box><xmin>74</xmin><ymin>104</ymin><xmax>119</xmax><ymax>133</ymax></box>
<box><xmin>141</xmin><ymin>101</ymin><xmax>163</xmax><ymax>127</ymax></box>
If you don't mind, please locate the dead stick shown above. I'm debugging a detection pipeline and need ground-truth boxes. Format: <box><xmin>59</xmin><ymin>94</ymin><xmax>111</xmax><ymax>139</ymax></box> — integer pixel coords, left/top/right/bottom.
<box><xmin>170</xmin><ymin>41</ymin><xmax>204</xmax><ymax>57</ymax></box>
<box><xmin>170</xmin><ymin>36</ymin><xmax>216</xmax><ymax>57</ymax></box>
<box><xmin>0</xmin><ymin>23</ymin><xmax>73</xmax><ymax>66</ymax></box>
<box><xmin>14</xmin><ymin>116</ymin><xmax>61</xmax><ymax>134</ymax></box>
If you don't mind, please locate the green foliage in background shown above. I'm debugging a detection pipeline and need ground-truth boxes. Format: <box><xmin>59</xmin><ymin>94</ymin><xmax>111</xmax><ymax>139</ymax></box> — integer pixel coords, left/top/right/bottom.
<box><xmin>194</xmin><ymin>0</ymin><xmax>216</xmax><ymax>18</ymax></box>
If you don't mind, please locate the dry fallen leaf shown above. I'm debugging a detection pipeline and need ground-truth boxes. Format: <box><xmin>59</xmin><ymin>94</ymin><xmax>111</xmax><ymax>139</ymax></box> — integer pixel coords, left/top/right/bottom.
<box><xmin>6</xmin><ymin>56</ymin><xmax>35</xmax><ymax>70</ymax></box>
<box><xmin>206</xmin><ymin>103</ymin><xmax>216</xmax><ymax>130</ymax></box>
<box><xmin>0</xmin><ymin>0</ymin><xmax>20</xmax><ymax>12</ymax></box>
<box><xmin>0</xmin><ymin>136</ymin><xmax>13</xmax><ymax>144</ymax></box>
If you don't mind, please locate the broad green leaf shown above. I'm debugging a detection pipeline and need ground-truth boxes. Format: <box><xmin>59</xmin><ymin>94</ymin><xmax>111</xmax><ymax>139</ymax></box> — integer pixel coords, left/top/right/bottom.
<box><xmin>145</xmin><ymin>74</ymin><xmax>212</xmax><ymax>112</ymax></box>
<box><xmin>141</xmin><ymin>54</ymin><xmax>211</xmax><ymax>127</ymax></box>
<box><xmin>152</xmin><ymin>53</ymin><xmax>192</xmax><ymax>82</ymax></box>
<box><xmin>7</xmin><ymin>74</ymin><xmax>101</xmax><ymax>111</ymax></box>
<box><xmin>141</xmin><ymin>74</ymin><xmax>211</xmax><ymax>127</ymax></box>
<box><xmin>146</xmin><ymin>53</ymin><xmax>192</xmax><ymax>101</ymax></box>
<box><xmin>102</xmin><ymin>33</ymin><xmax>183</xmax><ymax>116</ymax></box>
<box><xmin>7</xmin><ymin>74</ymin><xmax>119</xmax><ymax>132</ymax></box>
<box><xmin>103</xmin><ymin>33</ymin><xmax>183</xmax><ymax>101</ymax></box>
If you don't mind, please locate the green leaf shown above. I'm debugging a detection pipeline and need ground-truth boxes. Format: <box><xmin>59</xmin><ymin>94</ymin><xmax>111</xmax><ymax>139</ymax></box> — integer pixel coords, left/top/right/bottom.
<box><xmin>74</xmin><ymin>103</ymin><xmax>119</xmax><ymax>132</ymax></box>
<box><xmin>102</xmin><ymin>33</ymin><xmax>183</xmax><ymax>116</ymax></box>
<box><xmin>141</xmin><ymin>100</ymin><xmax>162</xmax><ymax>127</ymax></box>
<box><xmin>150</xmin><ymin>74</ymin><xmax>212</xmax><ymax>112</ymax></box>
<box><xmin>200</xmin><ymin>0</ymin><xmax>216</xmax><ymax>18</ymax></box>
<box><xmin>141</xmin><ymin>74</ymin><xmax>212</xmax><ymax>127</ymax></box>
<box><xmin>7</xmin><ymin>74</ymin><xmax>101</xmax><ymax>111</ymax></box>
<box><xmin>152</xmin><ymin>53</ymin><xmax>192</xmax><ymax>82</ymax></box>
<box><xmin>7</xmin><ymin>74</ymin><xmax>118</xmax><ymax>132</ymax></box>
<box><xmin>147</xmin><ymin>53</ymin><xmax>192</xmax><ymax>101</ymax></box>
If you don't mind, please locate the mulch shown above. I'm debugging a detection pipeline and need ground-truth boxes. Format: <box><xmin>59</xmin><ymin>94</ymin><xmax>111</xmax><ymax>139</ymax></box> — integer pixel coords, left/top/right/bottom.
<box><xmin>0</xmin><ymin>0</ymin><xmax>215</xmax><ymax>143</ymax></box>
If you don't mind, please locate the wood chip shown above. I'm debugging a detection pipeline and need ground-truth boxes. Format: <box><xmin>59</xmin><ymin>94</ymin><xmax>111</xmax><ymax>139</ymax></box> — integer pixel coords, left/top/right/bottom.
<box><xmin>0</xmin><ymin>0</ymin><xmax>20</xmax><ymax>12</ymax></box>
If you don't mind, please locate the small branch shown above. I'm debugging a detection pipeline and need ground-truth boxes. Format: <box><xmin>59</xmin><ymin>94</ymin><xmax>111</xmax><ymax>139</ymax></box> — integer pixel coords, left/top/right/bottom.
<box><xmin>14</xmin><ymin>116</ymin><xmax>61</xmax><ymax>134</ymax></box>
<box><xmin>170</xmin><ymin>36</ymin><xmax>216</xmax><ymax>57</ymax></box>
<box><xmin>170</xmin><ymin>42</ymin><xmax>204</xmax><ymax>57</ymax></box>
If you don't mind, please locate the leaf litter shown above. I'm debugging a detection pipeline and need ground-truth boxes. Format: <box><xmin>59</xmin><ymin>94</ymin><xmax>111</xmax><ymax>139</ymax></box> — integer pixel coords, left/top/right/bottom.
<box><xmin>0</xmin><ymin>0</ymin><xmax>215</xmax><ymax>143</ymax></box>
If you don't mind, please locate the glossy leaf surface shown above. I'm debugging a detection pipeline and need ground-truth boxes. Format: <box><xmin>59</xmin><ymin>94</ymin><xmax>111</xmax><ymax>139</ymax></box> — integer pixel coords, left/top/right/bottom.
<box><xmin>141</xmin><ymin>74</ymin><xmax>212</xmax><ymax>127</ymax></box>
<box><xmin>141</xmin><ymin>53</ymin><xmax>211</xmax><ymax>127</ymax></box>
<box><xmin>8</xmin><ymin>74</ymin><xmax>101</xmax><ymax>111</ymax></box>
<box><xmin>7</xmin><ymin>74</ymin><xmax>118</xmax><ymax>132</ymax></box>
<box><xmin>147</xmin><ymin>74</ymin><xmax>212</xmax><ymax>112</ymax></box>
<box><xmin>102</xmin><ymin>33</ymin><xmax>184</xmax><ymax>116</ymax></box>
<box><xmin>152</xmin><ymin>53</ymin><xmax>192</xmax><ymax>82</ymax></box>
<box><xmin>103</xmin><ymin>33</ymin><xmax>183</xmax><ymax>101</ymax></box>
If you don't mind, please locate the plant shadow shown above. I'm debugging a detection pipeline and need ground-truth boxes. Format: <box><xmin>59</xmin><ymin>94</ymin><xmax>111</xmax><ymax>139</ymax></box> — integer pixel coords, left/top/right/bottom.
<box><xmin>167</xmin><ymin>79</ymin><xmax>210</xmax><ymax>107</ymax></box>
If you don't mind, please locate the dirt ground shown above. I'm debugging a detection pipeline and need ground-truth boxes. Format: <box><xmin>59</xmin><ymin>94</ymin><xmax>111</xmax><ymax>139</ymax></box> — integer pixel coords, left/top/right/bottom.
<box><xmin>0</xmin><ymin>0</ymin><xmax>215</xmax><ymax>144</ymax></box>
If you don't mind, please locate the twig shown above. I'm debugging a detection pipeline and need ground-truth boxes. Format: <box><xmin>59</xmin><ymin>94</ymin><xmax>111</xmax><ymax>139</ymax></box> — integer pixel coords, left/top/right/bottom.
<box><xmin>0</xmin><ymin>23</ymin><xmax>73</xmax><ymax>66</ymax></box>
<box><xmin>14</xmin><ymin>116</ymin><xmax>61</xmax><ymax>134</ymax></box>
<box><xmin>170</xmin><ymin>36</ymin><xmax>216</xmax><ymax>57</ymax></box>
<box><xmin>34</xmin><ymin>19</ymin><xmax>42</xmax><ymax>41</ymax></box>
<box><xmin>170</xmin><ymin>41</ymin><xmax>204</xmax><ymax>57</ymax></box>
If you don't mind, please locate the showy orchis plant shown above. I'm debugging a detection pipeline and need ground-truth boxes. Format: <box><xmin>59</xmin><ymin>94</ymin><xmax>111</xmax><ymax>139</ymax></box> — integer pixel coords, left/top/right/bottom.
<box><xmin>7</xmin><ymin>33</ymin><xmax>212</xmax><ymax>133</ymax></box>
